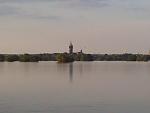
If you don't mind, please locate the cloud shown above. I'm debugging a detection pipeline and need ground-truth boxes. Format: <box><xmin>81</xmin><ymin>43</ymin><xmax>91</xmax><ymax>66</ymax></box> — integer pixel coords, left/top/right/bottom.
<box><xmin>58</xmin><ymin>0</ymin><xmax>110</xmax><ymax>9</ymax></box>
<box><xmin>20</xmin><ymin>13</ymin><xmax>61</xmax><ymax>20</ymax></box>
<box><xmin>115</xmin><ymin>0</ymin><xmax>150</xmax><ymax>11</ymax></box>
<box><xmin>0</xmin><ymin>0</ymin><xmax>69</xmax><ymax>3</ymax></box>
<box><xmin>0</xmin><ymin>6</ymin><xmax>60</xmax><ymax>20</ymax></box>
<box><xmin>0</xmin><ymin>5</ymin><xmax>18</xmax><ymax>16</ymax></box>
<box><xmin>0</xmin><ymin>0</ymin><xmax>110</xmax><ymax>8</ymax></box>
<box><xmin>0</xmin><ymin>1</ymin><xmax>62</xmax><ymax>20</ymax></box>
<box><xmin>72</xmin><ymin>0</ymin><xmax>110</xmax><ymax>8</ymax></box>
<box><xmin>0</xmin><ymin>0</ymin><xmax>149</xmax><ymax>21</ymax></box>
<box><xmin>0</xmin><ymin>0</ymin><xmax>111</xmax><ymax>20</ymax></box>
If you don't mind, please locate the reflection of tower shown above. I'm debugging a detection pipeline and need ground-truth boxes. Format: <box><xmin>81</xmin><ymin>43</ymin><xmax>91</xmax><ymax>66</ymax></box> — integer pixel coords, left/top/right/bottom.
<box><xmin>69</xmin><ymin>42</ymin><xmax>73</xmax><ymax>54</ymax></box>
<box><xmin>69</xmin><ymin>63</ymin><xmax>73</xmax><ymax>83</ymax></box>
<box><xmin>79</xmin><ymin>62</ymin><xmax>83</xmax><ymax>76</ymax></box>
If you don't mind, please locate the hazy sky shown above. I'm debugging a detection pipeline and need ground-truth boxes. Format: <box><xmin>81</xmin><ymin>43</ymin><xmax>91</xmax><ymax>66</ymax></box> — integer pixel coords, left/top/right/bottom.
<box><xmin>0</xmin><ymin>0</ymin><xmax>150</xmax><ymax>54</ymax></box>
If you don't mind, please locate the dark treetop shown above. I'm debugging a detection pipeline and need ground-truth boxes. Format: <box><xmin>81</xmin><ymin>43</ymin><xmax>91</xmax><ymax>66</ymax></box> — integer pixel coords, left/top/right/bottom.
<box><xmin>0</xmin><ymin>53</ymin><xmax>150</xmax><ymax>63</ymax></box>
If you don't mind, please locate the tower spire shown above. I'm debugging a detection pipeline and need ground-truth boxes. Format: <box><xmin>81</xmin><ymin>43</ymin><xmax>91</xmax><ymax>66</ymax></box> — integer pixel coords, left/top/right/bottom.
<box><xmin>69</xmin><ymin>42</ymin><xmax>73</xmax><ymax>54</ymax></box>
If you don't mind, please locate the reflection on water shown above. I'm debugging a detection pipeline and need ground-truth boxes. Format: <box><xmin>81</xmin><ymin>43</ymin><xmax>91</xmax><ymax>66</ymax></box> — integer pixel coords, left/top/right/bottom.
<box><xmin>57</xmin><ymin>62</ymin><xmax>84</xmax><ymax>83</ymax></box>
<box><xmin>68</xmin><ymin>62</ymin><xmax>84</xmax><ymax>83</ymax></box>
<box><xmin>69</xmin><ymin>63</ymin><xmax>73</xmax><ymax>83</ymax></box>
<box><xmin>0</xmin><ymin>62</ymin><xmax>150</xmax><ymax>113</ymax></box>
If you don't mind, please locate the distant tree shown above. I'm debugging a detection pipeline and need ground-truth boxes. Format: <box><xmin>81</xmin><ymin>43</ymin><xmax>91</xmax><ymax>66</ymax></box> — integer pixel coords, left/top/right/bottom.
<box><xmin>5</xmin><ymin>55</ymin><xmax>19</xmax><ymax>62</ymax></box>
<box><xmin>103</xmin><ymin>54</ymin><xmax>113</xmax><ymax>61</ymax></box>
<box><xmin>136</xmin><ymin>54</ymin><xmax>145</xmax><ymax>61</ymax></box>
<box><xmin>56</xmin><ymin>53</ymin><xmax>74</xmax><ymax>63</ymax></box>
<box><xmin>30</xmin><ymin>55</ymin><xmax>40</xmax><ymax>62</ymax></box>
<box><xmin>127</xmin><ymin>54</ymin><xmax>137</xmax><ymax>61</ymax></box>
<box><xmin>143</xmin><ymin>55</ymin><xmax>149</xmax><ymax>62</ymax></box>
<box><xmin>0</xmin><ymin>54</ymin><xmax>5</xmax><ymax>61</ymax></box>
<box><xmin>39</xmin><ymin>54</ymin><xmax>52</xmax><ymax>61</ymax></box>
<box><xmin>76</xmin><ymin>53</ymin><xmax>93</xmax><ymax>61</ymax></box>
<box><xmin>19</xmin><ymin>54</ymin><xmax>39</xmax><ymax>62</ymax></box>
<box><xmin>19</xmin><ymin>54</ymin><xmax>30</xmax><ymax>62</ymax></box>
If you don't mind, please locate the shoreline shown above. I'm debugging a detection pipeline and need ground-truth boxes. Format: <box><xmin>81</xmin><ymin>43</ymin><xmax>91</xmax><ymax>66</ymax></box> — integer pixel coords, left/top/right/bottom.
<box><xmin>0</xmin><ymin>53</ymin><xmax>149</xmax><ymax>62</ymax></box>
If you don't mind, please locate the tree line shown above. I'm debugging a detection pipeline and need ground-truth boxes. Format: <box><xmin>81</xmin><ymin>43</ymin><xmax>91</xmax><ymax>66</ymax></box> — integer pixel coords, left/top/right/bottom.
<box><xmin>0</xmin><ymin>53</ymin><xmax>149</xmax><ymax>62</ymax></box>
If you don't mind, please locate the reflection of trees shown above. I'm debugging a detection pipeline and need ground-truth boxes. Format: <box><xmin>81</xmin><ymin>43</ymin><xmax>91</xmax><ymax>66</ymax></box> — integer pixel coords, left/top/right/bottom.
<box><xmin>69</xmin><ymin>63</ymin><xmax>73</xmax><ymax>83</ymax></box>
<box><xmin>79</xmin><ymin>62</ymin><xmax>83</xmax><ymax>76</ymax></box>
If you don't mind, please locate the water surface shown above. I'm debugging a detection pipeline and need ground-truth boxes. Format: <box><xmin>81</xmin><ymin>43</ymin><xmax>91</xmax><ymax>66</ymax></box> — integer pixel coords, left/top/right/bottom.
<box><xmin>0</xmin><ymin>62</ymin><xmax>150</xmax><ymax>113</ymax></box>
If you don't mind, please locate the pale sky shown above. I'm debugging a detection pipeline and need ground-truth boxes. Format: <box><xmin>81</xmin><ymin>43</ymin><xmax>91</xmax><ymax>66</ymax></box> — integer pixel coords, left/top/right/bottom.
<box><xmin>0</xmin><ymin>0</ymin><xmax>150</xmax><ymax>54</ymax></box>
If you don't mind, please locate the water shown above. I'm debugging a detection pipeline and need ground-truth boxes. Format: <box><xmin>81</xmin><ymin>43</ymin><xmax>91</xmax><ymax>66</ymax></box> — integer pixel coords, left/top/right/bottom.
<box><xmin>0</xmin><ymin>62</ymin><xmax>150</xmax><ymax>113</ymax></box>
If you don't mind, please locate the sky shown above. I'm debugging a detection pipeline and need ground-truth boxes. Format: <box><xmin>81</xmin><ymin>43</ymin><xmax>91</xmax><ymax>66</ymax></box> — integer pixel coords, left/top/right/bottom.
<box><xmin>0</xmin><ymin>0</ymin><xmax>150</xmax><ymax>54</ymax></box>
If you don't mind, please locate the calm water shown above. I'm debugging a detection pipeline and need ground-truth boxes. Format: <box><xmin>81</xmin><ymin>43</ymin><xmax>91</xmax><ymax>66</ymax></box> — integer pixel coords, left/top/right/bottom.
<box><xmin>0</xmin><ymin>62</ymin><xmax>150</xmax><ymax>113</ymax></box>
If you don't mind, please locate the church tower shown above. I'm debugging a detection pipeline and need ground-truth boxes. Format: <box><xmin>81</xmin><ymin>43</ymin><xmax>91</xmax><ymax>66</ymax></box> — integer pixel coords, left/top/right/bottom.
<box><xmin>69</xmin><ymin>42</ymin><xmax>73</xmax><ymax>54</ymax></box>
